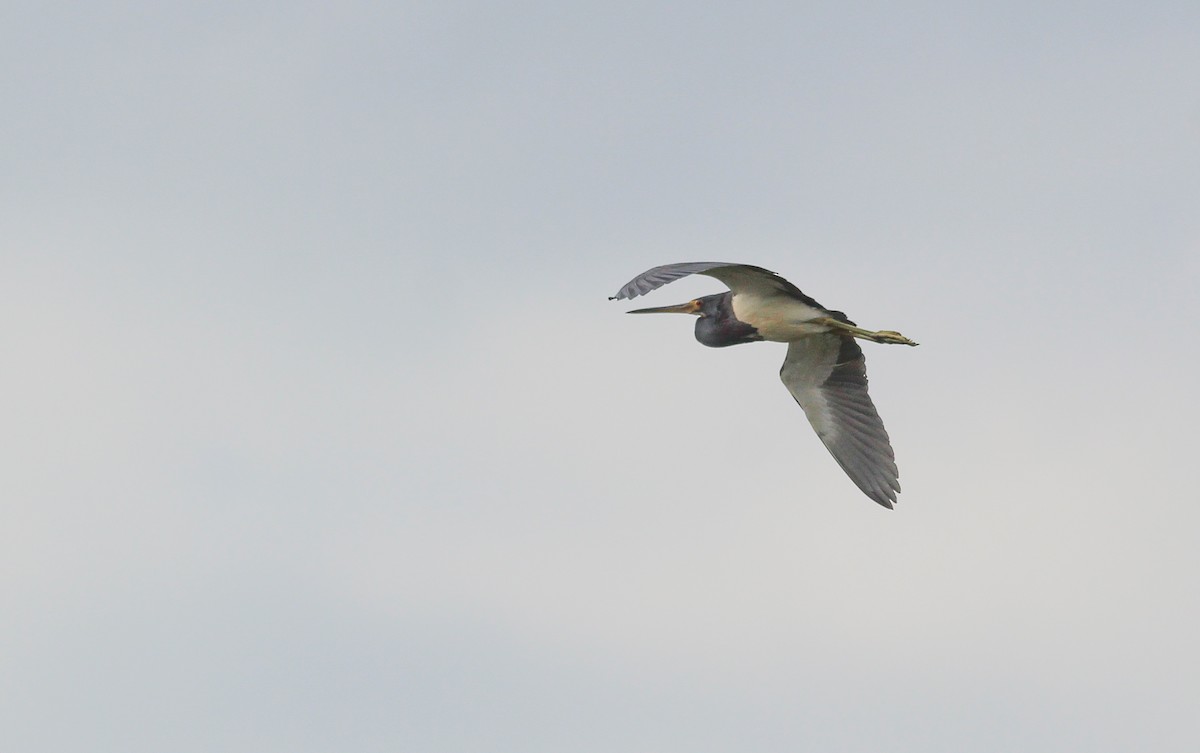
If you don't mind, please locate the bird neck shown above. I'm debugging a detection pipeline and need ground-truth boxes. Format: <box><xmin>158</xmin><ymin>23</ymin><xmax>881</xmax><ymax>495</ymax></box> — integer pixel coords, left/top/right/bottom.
<box><xmin>695</xmin><ymin>293</ymin><xmax>763</xmax><ymax>348</ymax></box>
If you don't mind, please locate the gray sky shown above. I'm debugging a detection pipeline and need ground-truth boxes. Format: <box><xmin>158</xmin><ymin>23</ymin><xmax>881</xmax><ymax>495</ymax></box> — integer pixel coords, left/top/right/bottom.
<box><xmin>4</xmin><ymin>2</ymin><xmax>1199</xmax><ymax>751</ymax></box>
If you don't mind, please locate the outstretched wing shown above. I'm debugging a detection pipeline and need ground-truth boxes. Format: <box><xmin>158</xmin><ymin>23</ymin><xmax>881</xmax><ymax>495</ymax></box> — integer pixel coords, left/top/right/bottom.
<box><xmin>780</xmin><ymin>334</ymin><xmax>900</xmax><ymax>508</ymax></box>
<box><xmin>610</xmin><ymin>262</ymin><xmax>822</xmax><ymax>308</ymax></box>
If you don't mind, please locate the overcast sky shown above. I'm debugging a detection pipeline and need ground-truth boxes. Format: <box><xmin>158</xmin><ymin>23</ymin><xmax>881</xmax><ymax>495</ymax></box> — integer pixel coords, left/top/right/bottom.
<box><xmin>4</xmin><ymin>2</ymin><xmax>1199</xmax><ymax>751</ymax></box>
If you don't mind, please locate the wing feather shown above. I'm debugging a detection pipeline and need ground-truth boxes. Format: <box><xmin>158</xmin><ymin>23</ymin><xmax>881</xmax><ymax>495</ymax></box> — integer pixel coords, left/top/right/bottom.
<box><xmin>779</xmin><ymin>335</ymin><xmax>900</xmax><ymax>508</ymax></box>
<box><xmin>611</xmin><ymin>262</ymin><xmax>822</xmax><ymax>308</ymax></box>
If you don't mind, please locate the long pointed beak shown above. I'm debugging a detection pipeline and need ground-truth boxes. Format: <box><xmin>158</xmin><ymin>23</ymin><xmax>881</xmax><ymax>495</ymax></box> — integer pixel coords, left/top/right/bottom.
<box><xmin>626</xmin><ymin>300</ymin><xmax>701</xmax><ymax>315</ymax></box>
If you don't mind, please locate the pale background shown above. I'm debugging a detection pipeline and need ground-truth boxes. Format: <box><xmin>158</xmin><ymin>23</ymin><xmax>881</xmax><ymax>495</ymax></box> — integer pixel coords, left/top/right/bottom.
<box><xmin>4</xmin><ymin>2</ymin><xmax>1199</xmax><ymax>751</ymax></box>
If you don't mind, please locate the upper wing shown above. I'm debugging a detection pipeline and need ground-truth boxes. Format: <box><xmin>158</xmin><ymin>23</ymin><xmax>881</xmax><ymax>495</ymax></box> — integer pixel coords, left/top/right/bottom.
<box><xmin>610</xmin><ymin>262</ymin><xmax>822</xmax><ymax>308</ymax></box>
<box><xmin>779</xmin><ymin>335</ymin><xmax>900</xmax><ymax>508</ymax></box>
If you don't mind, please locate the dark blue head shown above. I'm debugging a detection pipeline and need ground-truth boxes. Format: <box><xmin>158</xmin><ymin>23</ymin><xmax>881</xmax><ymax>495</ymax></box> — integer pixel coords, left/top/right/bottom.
<box><xmin>627</xmin><ymin>292</ymin><xmax>762</xmax><ymax>348</ymax></box>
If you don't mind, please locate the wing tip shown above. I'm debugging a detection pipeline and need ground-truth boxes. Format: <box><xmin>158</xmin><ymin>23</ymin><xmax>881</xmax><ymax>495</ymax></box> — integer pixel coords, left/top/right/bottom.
<box><xmin>867</xmin><ymin>476</ymin><xmax>901</xmax><ymax>509</ymax></box>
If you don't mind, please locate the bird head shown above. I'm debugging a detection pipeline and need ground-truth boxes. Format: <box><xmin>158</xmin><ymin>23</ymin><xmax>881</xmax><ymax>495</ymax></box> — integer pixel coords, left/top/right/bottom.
<box><xmin>627</xmin><ymin>293</ymin><xmax>758</xmax><ymax>348</ymax></box>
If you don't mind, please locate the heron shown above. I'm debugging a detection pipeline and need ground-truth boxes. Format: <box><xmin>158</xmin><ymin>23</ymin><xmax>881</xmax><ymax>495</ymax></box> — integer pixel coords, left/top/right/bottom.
<box><xmin>610</xmin><ymin>262</ymin><xmax>917</xmax><ymax>509</ymax></box>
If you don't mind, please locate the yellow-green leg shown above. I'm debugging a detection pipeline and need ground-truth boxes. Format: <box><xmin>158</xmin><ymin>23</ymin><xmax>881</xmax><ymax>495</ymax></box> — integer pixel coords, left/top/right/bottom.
<box><xmin>815</xmin><ymin>317</ymin><xmax>919</xmax><ymax>346</ymax></box>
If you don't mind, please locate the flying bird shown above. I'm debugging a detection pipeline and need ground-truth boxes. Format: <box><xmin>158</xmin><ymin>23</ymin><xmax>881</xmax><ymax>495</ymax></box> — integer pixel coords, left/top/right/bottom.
<box><xmin>610</xmin><ymin>262</ymin><xmax>917</xmax><ymax>508</ymax></box>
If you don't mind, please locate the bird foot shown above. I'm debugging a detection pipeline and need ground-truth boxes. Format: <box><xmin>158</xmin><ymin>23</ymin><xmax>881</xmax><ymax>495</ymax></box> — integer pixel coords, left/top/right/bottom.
<box><xmin>871</xmin><ymin>330</ymin><xmax>919</xmax><ymax>346</ymax></box>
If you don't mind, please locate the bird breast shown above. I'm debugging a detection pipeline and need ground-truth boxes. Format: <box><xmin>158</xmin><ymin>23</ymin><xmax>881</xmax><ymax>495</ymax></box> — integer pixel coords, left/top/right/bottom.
<box><xmin>730</xmin><ymin>293</ymin><xmax>829</xmax><ymax>342</ymax></box>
